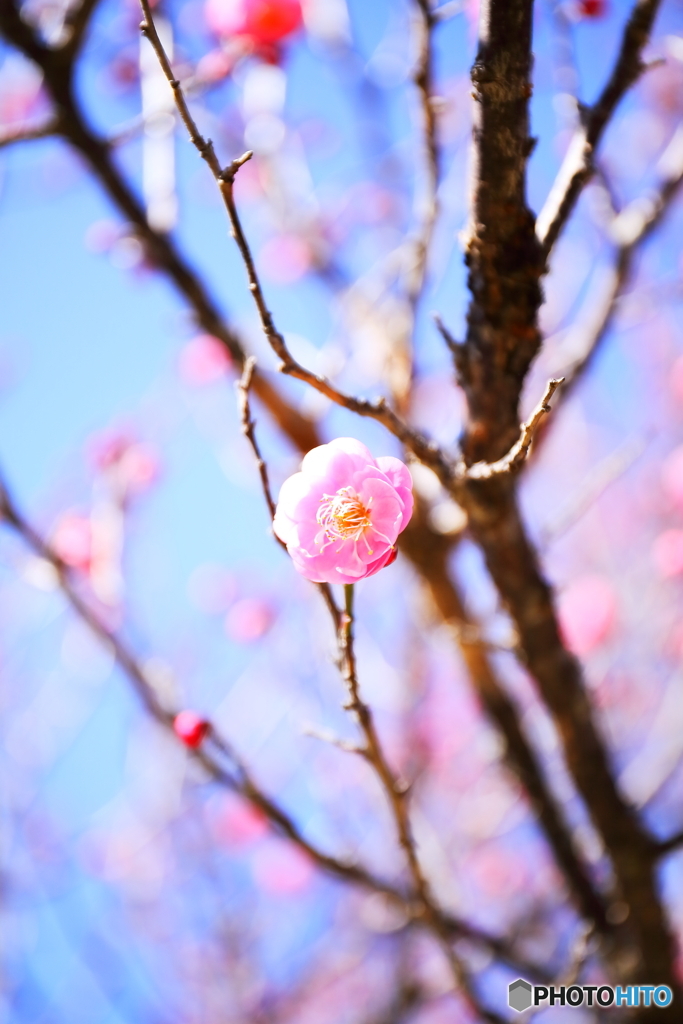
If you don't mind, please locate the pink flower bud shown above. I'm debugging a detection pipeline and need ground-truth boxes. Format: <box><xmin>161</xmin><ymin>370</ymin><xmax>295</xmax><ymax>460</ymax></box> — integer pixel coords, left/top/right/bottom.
<box><xmin>204</xmin><ymin>0</ymin><xmax>302</xmax><ymax>45</ymax></box>
<box><xmin>273</xmin><ymin>438</ymin><xmax>413</xmax><ymax>584</ymax></box>
<box><xmin>173</xmin><ymin>710</ymin><xmax>210</xmax><ymax>748</ymax></box>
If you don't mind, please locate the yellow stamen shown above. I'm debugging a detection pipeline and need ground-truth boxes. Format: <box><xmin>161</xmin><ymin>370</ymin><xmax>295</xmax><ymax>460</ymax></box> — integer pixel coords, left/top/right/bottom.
<box><xmin>317</xmin><ymin>487</ymin><xmax>372</xmax><ymax>544</ymax></box>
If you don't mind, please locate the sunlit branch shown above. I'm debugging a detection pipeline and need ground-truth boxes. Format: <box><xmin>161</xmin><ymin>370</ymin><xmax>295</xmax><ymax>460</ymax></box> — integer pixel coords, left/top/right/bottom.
<box><xmin>238</xmin><ymin>364</ymin><xmax>511</xmax><ymax>1021</ymax></box>
<box><xmin>541</xmin><ymin>125</ymin><xmax>683</xmax><ymax>415</ymax></box>
<box><xmin>465</xmin><ymin>378</ymin><xmax>563</xmax><ymax>479</ymax></box>
<box><xmin>0</xmin><ymin>469</ymin><xmax>546</xmax><ymax>977</ymax></box>
<box><xmin>536</xmin><ymin>0</ymin><xmax>664</xmax><ymax>255</ymax></box>
<box><xmin>0</xmin><ymin>0</ymin><xmax>320</xmax><ymax>456</ymax></box>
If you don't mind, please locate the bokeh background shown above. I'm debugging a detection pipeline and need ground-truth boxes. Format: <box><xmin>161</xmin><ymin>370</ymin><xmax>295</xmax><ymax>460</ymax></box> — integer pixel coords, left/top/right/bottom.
<box><xmin>2</xmin><ymin>0</ymin><xmax>683</xmax><ymax>1019</ymax></box>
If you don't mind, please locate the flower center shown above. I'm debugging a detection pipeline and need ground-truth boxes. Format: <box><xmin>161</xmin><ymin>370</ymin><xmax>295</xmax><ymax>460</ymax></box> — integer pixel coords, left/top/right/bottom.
<box><xmin>317</xmin><ymin>487</ymin><xmax>372</xmax><ymax>542</ymax></box>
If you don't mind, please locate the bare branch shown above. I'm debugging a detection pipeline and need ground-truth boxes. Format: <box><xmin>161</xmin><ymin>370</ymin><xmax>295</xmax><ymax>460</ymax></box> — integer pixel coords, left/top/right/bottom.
<box><xmin>0</xmin><ymin>469</ymin><xmax>544</xmax><ymax>977</ymax></box>
<box><xmin>237</xmin><ymin>357</ymin><xmax>279</xmax><ymax>525</ymax></box>
<box><xmin>236</xmin><ymin>358</ymin><xmax>342</xmax><ymax>630</ymax></box>
<box><xmin>0</xmin><ymin>0</ymin><xmax>319</xmax><ymax>456</ymax></box>
<box><xmin>657</xmin><ymin>829</ymin><xmax>683</xmax><ymax>858</ymax></box>
<box><xmin>541</xmin><ymin>124</ymin><xmax>683</xmax><ymax>415</ymax></box>
<box><xmin>399</xmin><ymin>499</ymin><xmax>611</xmax><ymax>933</ymax></box>
<box><xmin>59</xmin><ymin>0</ymin><xmax>101</xmax><ymax>56</ymax></box>
<box><xmin>338</xmin><ymin>585</ymin><xmax>504</xmax><ymax>1024</ymax></box>
<box><xmin>0</xmin><ymin>118</ymin><xmax>60</xmax><ymax>149</ymax></box>
<box><xmin>465</xmin><ymin>378</ymin><xmax>563</xmax><ymax>480</ymax></box>
<box><xmin>536</xmin><ymin>0</ymin><xmax>664</xmax><ymax>255</ymax></box>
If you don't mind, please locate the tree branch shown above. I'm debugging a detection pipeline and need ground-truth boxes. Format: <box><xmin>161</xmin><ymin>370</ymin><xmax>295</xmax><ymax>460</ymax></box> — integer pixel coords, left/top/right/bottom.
<box><xmin>458</xmin><ymin>1</ymin><xmax>680</xmax><ymax>1008</ymax></box>
<box><xmin>465</xmin><ymin>378</ymin><xmax>563</xmax><ymax>480</ymax></box>
<box><xmin>339</xmin><ymin>584</ymin><xmax>504</xmax><ymax>1024</ymax></box>
<box><xmin>0</xmin><ymin>469</ymin><xmax>543</xmax><ymax>978</ymax></box>
<box><xmin>399</xmin><ymin>498</ymin><xmax>611</xmax><ymax>933</ymax></box>
<box><xmin>536</xmin><ymin>0</ymin><xmax>664</xmax><ymax>256</ymax></box>
<box><xmin>0</xmin><ymin>0</ymin><xmax>320</xmax><ymax>457</ymax></box>
<box><xmin>0</xmin><ymin>117</ymin><xmax>60</xmax><ymax>149</ymax></box>
<box><xmin>548</xmin><ymin>123</ymin><xmax>683</xmax><ymax>407</ymax></box>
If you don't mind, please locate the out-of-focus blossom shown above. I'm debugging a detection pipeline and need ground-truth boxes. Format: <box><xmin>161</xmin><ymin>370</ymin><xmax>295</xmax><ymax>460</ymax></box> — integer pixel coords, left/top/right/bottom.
<box><xmin>259</xmin><ymin>233</ymin><xmax>312</xmax><ymax>284</ymax></box>
<box><xmin>225</xmin><ymin>597</ymin><xmax>275</xmax><ymax>642</ymax></box>
<box><xmin>84</xmin><ymin>219</ymin><xmax>121</xmax><ymax>254</ymax></box>
<box><xmin>88</xmin><ymin>431</ymin><xmax>160</xmax><ymax>496</ymax></box>
<box><xmin>179</xmin><ymin>334</ymin><xmax>232</xmax><ymax>385</ymax></box>
<box><xmin>0</xmin><ymin>55</ymin><xmax>46</xmax><ymax>126</ymax></box>
<box><xmin>204</xmin><ymin>0</ymin><xmax>302</xmax><ymax>48</ymax></box>
<box><xmin>273</xmin><ymin>438</ymin><xmax>413</xmax><ymax>584</ymax></box>
<box><xmin>653</xmin><ymin>530</ymin><xmax>683</xmax><ymax>578</ymax></box>
<box><xmin>195</xmin><ymin>48</ymin><xmax>234</xmax><ymax>83</ymax></box>
<box><xmin>558</xmin><ymin>574</ymin><xmax>616</xmax><ymax>656</ymax></box>
<box><xmin>577</xmin><ymin>0</ymin><xmax>607</xmax><ymax>17</ymax></box>
<box><xmin>207</xmin><ymin>792</ymin><xmax>269</xmax><ymax>846</ymax></box>
<box><xmin>51</xmin><ymin>511</ymin><xmax>92</xmax><ymax>571</ymax></box>
<box><xmin>173</xmin><ymin>710</ymin><xmax>210</xmax><ymax>747</ymax></box>
<box><xmin>662</xmin><ymin>445</ymin><xmax>683</xmax><ymax>507</ymax></box>
<box><xmin>251</xmin><ymin>838</ymin><xmax>313</xmax><ymax>894</ymax></box>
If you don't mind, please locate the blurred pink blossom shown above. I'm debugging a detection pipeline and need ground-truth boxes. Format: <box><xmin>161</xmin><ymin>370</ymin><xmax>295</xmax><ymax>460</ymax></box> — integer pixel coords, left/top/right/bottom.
<box><xmin>273</xmin><ymin>438</ymin><xmax>413</xmax><ymax>584</ymax></box>
<box><xmin>558</xmin><ymin>574</ymin><xmax>616</xmax><ymax>656</ymax></box>
<box><xmin>88</xmin><ymin>431</ymin><xmax>160</xmax><ymax>495</ymax></box>
<box><xmin>670</xmin><ymin>355</ymin><xmax>683</xmax><ymax>403</ymax></box>
<box><xmin>179</xmin><ymin>334</ymin><xmax>232</xmax><ymax>385</ymax></box>
<box><xmin>653</xmin><ymin>530</ymin><xmax>683</xmax><ymax>578</ymax></box>
<box><xmin>0</xmin><ymin>55</ymin><xmax>46</xmax><ymax>126</ymax></box>
<box><xmin>84</xmin><ymin>219</ymin><xmax>121</xmax><ymax>254</ymax></box>
<box><xmin>225</xmin><ymin>596</ymin><xmax>275</xmax><ymax>642</ymax></box>
<box><xmin>204</xmin><ymin>0</ymin><xmax>302</xmax><ymax>45</ymax></box>
<box><xmin>251</xmin><ymin>838</ymin><xmax>313</xmax><ymax>894</ymax></box>
<box><xmin>195</xmin><ymin>48</ymin><xmax>234</xmax><ymax>83</ymax></box>
<box><xmin>259</xmin><ymin>234</ymin><xmax>311</xmax><ymax>284</ymax></box>
<box><xmin>207</xmin><ymin>792</ymin><xmax>269</xmax><ymax>847</ymax></box>
<box><xmin>662</xmin><ymin>445</ymin><xmax>683</xmax><ymax>507</ymax></box>
<box><xmin>51</xmin><ymin>511</ymin><xmax>92</xmax><ymax>571</ymax></box>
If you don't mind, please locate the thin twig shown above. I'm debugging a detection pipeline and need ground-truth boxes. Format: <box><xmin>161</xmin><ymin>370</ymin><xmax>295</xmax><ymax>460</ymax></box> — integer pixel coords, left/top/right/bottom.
<box><xmin>338</xmin><ymin>585</ymin><xmax>505</xmax><ymax>1024</ymax></box>
<box><xmin>237</xmin><ymin>357</ymin><xmax>278</xmax><ymax>524</ymax></box>
<box><xmin>536</xmin><ymin>0</ymin><xmax>664</xmax><ymax>255</ymax></box>
<box><xmin>0</xmin><ymin>470</ymin><xmax>541</xmax><ymax>976</ymax></box>
<box><xmin>539</xmin><ymin>125</ymin><xmax>683</xmax><ymax>419</ymax></box>
<box><xmin>236</xmin><ymin>358</ymin><xmax>505</xmax><ymax>1018</ymax></box>
<box><xmin>0</xmin><ymin>0</ymin><xmax>320</xmax><ymax>456</ymax></box>
<box><xmin>137</xmin><ymin>0</ymin><xmax>457</xmax><ymax>489</ymax></box>
<box><xmin>236</xmin><ymin>358</ymin><xmax>341</xmax><ymax>630</ymax></box>
<box><xmin>465</xmin><ymin>379</ymin><xmax>563</xmax><ymax>480</ymax></box>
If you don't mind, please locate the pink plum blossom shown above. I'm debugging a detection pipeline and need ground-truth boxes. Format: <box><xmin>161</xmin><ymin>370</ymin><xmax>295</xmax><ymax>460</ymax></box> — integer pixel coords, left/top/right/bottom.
<box><xmin>273</xmin><ymin>438</ymin><xmax>413</xmax><ymax>584</ymax></box>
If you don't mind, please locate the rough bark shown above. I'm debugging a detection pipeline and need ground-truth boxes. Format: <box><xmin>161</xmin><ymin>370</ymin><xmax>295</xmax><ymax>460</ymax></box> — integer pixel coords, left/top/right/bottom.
<box><xmin>459</xmin><ymin>0</ymin><xmax>680</xmax><ymax>1011</ymax></box>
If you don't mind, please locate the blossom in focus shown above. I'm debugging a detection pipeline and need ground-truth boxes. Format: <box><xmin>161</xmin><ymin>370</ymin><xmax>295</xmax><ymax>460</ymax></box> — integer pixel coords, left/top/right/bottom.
<box><xmin>204</xmin><ymin>0</ymin><xmax>302</xmax><ymax>45</ymax></box>
<box><xmin>273</xmin><ymin>438</ymin><xmax>413</xmax><ymax>584</ymax></box>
